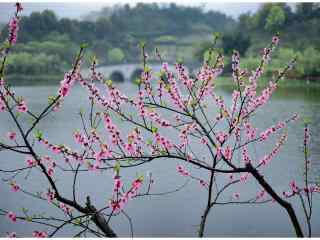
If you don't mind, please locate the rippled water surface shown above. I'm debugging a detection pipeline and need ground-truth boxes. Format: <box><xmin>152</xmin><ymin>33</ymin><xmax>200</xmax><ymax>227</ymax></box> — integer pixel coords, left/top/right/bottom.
<box><xmin>0</xmin><ymin>79</ymin><xmax>320</xmax><ymax>237</ymax></box>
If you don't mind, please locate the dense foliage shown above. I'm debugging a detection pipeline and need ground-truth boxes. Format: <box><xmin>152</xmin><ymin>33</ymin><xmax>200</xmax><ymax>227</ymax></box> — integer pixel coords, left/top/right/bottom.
<box><xmin>197</xmin><ymin>3</ymin><xmax>320</xmax><ymax>79</ymax></box>
<box><xmin>0</xmin><ymin>3</ymin><xmax>234</xmax><ymax>66</ymax></box>
<box><xmin>240</xmin><ymin>3</ymin><xmax>320</xmax><ymax>79</ymax></box>
<box><xmin>0</xmin><ymin>2</ymin><xmax>319</xmax><ymax>81</ymax></box>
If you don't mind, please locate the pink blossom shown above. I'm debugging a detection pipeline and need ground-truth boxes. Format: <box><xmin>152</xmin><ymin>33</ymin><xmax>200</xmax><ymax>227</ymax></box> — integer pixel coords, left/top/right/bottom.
<box><xmin>59</xmin><ymin>83</ymin><xmax>70</xmax><ymax>97</ymax></box>
<box><xmin>311</xmin><ymin>186</ymin><xmax>320</xmax><ymax>193</ymax></box>
<box><xmin>179</xmin><ymin>122</ymin><xmax>198</xmax><ymax>146</ymax></box>
<box><xmin>272</xmin><ymin>35</ymin><xmax>280</xmax><ymax>46</ymax></box>
<box><xmin>7</xmin><ymin>232</ymin><xmax>17</xmax><ymax>238</ymax></box>
<box><xmin>282</xmin><ymin>191</ymin><xmax>291</xmax><ymax>198</ymax></box>
<box><xmin>200</xmin><ymin>137</ymin><xmax>208</xmax><ymax>145</ymax></box>
<box><xmin>94</xmin><ymin>150</ymin><xmax>106</xmax><ymax>162</ymax></box>
<box><xmin>73</xmin><ymin>131</ymin><xmax>86</xmax><ymax>145</ymax></box>
<box><xmin>8</xmin><ymin>17</ymin><xmax>20</xmax><ymax>45</ymax></box>
<box><xmin>32</xmin><ymin>231</ymin><xmax>48</xmax><ymax>238</ymax></box>
<box><xmin>154</xmin><ymin>132</ymin><xmax>173</xmax><ymax>151</ymax></box>
<box><xmin>230</xmin><ymin>90</ymin><xmax>240</xmax><ymax>117</ymax></box>
<box><xmin>10</xmin><ymin>182</ymin><xmax>20</xmax><ymax>192</ymax></box>
<box><xmin>216</xmin><ymin>131</ymin><xmax>227</xmax><ymax>143</ymax></box>
<box><xmin>232</xmin><ymin>51</ymin><xmax>240</xmax><ymax>74</ymax></box>
<box><xmin>259</xmin><ymin>120</ymin><xmax>286</xmax><ymax>141</ymax></box>
<box><xmin>256</xmin><ymin>189</ymin><xmax>266</xmax><ymax>200</ymax></box>
<box><xmin>6</xmin><ymin>211</ymin><xmax>17</xmax><ymax>223</ymax></box>
<box><xmin>47</xmin><ymin>167</ymin><xmax>54</xmax><ymax>177</ymax></box>
<box><xmin>26</xmin><ymin>157</ymin><xmax>37</xmax><ymax>167</ymax></box>
<box><xmin>242</xmin><ymin>147</ymin><xmax>250</xmax><ymax>164</ymax></box>
<box><xmin>0</xmin><ymin>98</ymin><xmax>6</xmax><ymax>112</ymax></box>
<box><xmin>15</xmin><ymin>3</ymin><xmax>23</xmax><ymax>13</ymax></box>
<box><xmin>17</xmin><ymin>100</ymin><xmax>27</xmax><ymax>113</ymax></box>
<box><xmin>131</xmin><ymin>178</ymin><xmax>143</xmax><ymax>190</ymax></box>
<box><xmin>98</xmin><ymin>145</ymin><xmax>112</xmax><ymax>160</ymax></box>
<box><xmin>216</xmin><ymin>147</ymin><xmax>222</xmax><ymax>159</ymax></box>
<box><xmin>51</xmin><ymin>145</ymin><xmax>61</xmax><ymax>154</ymax></box>
<box><xmin>46</xmin><ymin>190</ymin><xmax>56</xmax><ymax>203</ymax></box>
<box><xmin>222</xmin><ymin>145</ymin><xmax>232</xmax><ymax>161</ymax></box>
<box><xmin>109</xmin><ymin>200</ymin><xmax>123</xmax><ymax>213</ymax></box>
<box><xmin>240</xmin><ymin>173</ymin><xmax>250</xmax><ymax>183</ymax></box>
<box><xmin>104</xmin><ymin>84</ymin><xmax>129</xmax><ymax>108</ymax></box>
<box><xmin>41</xmin><ymin>155</ymin><xmax>51</xmax><ymax>162</ymax></box>
<box><xmin>258</xmin><ymin>134</ymin><xmax>287</xmax><ymax>167</ymax></box>
<box><xmin>262</xmin><ymin>47</ymin><xmax>272</xmax><ymax>62</ymax></box>
<box><xmin>227</xmin><ymin>173</ymin><xmax>234</xmax><ymax>181</ymax></box>
<box><xmin>289</xmin><ymin>180</ymin><xmax>299</xmax><ymax>194</ymax></box>
<box><xmin>212</xmin><ymin>94</ymin><xmax>230</xmax><ymax>120</ymax></box>
<box><xmin>113</xmin><ymin>176</ymin><xmax>123</xmax><ymax>192</ymax></box>
<box><xmin>90</xmin><ymin>59</ymin><xmax>104</xmax><ymax>82</ymax></box>
<box><xmin>232</xmin><ymin>192</ymin><xmax>240</xmax><ymax>200</ymax></box>
<box><xmin>53</xmin><ymin>101</ymin><xmax>62</xmax><ymax>112</ymax></box>
<box><xmin>245</xmin><ymin>81</ymin><xmax>277</xmax><ymax>115</ymax></box>
<box><xmin>231</xmin><ymin>51</ymin><xmax>247</xmax><ymax>87</ymax></box>
<box><xmin>244</xmin><ymin>122</ymin><xmax>257</xmax><ymax>141</ymax></box>
<box><xmin>176</xmin><ymin>165</ymin><xmax>189</xmax><ymax>177</ymax></box>
<box><xmin>109</xmin><ymin>177</ymin><xmax>143</xmax><ymax>213</ymax></box>
<box><xmin>103</xmin><ymin>114</ymin><xmax>124</xmax><ymax>146</ymax></box>
<box><xmin>186</xmin><ymin>154</ymin><xmax>192</xmax><ymax>161</ymax></box>
<box><xmin>196</xmin><ymin>63</ymin><xmax>222</xmax><ymax>99</ymax></box>
<box><xmin>58</xmin><ymin>68</ymin><xmax>81</xmax><ymax>98</ymax></box>
<box><xmin>6</xmin><ymin>132</ymin><xmax>16</xmax><ymax>141</ymax></box>
<box><xmin>199</xmin><ymin>179</ymin><xmax>208</xmax><ymax>188</ymax></box>
<box><xmin>59</xmin><ymin>203</ymin><xmax>72</xmax><ymax>214</ymax></box>
<box><xmin>304</xmin><ymin>125</ymin><xmax>310</xmax><ymax>146</ymax></box>
<box><xmin>176</xmin><ymin>63</ymin><xmax>194</xmax><ymax>89</ymax></box>
<box><xmin>161</xmin><ymin>63</ymin><xmax>185</xmax><ymax>110</ymax></box>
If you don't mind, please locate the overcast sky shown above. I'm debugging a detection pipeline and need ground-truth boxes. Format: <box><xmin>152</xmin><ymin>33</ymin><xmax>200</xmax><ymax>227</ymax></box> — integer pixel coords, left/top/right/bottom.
<box><xmin>0</xmin><ymin>2</ymin><xmax>262</xmax><ymax>23</ymax></box>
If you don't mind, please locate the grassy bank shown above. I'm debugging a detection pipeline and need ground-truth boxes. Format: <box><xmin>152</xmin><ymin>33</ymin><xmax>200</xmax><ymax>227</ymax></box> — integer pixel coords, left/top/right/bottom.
<box><xmin>215</xmin><ymin>76</ymin><xmax>320</xmax><ymax>88</ymax></box>
<box><xmin>6</xmin><ymin>74</ymin><xmax>63</xmax><ymax>86</ymax></box>
<box><xmin>6</xmin><ymin>73</ymin><xmax>320</xmax><ymax>90</ymax></box>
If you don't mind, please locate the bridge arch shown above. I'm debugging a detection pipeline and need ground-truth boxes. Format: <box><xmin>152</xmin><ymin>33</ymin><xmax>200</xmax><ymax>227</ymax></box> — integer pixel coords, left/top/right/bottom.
<box><xmin>109</xmin><ymin>70</ymin><xmax>125</xmax><ymax>83</ymax></box>
<box><xmin>130</xmin><ymin>68</ymin><xmax>143</xmax><ymax>82</ymax></box>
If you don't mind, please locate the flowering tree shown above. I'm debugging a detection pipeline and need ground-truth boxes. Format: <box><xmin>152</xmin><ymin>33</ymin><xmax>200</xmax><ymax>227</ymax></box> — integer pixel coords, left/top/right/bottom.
<box><xmin>0</xmin><ymin>3</ymin><xmax>319</xmax><ymax>238</ymax></box>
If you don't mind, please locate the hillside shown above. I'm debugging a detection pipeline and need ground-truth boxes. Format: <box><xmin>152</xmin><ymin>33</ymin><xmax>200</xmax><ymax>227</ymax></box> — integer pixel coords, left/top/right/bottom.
<box><xmin>1</xmin><ymin>2</ymin><xmax>319</xmax><ymax>83</ymax></box>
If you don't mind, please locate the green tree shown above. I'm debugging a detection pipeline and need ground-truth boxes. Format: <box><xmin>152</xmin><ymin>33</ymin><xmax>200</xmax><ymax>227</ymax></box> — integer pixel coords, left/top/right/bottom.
<box><xmin>222</xmin><ymin>32</ymin><xmax>251</xmax><ymax>56</ymax></box>
<box><xmin>107</xmin><ymin>48</ymin><xmax>125</xmax><ymax>64</ymax></box>
<box><xmin>301</xmin><ymin>47</ymin><xmax>320</xmax><ymax>77</ymax></box>
<box><xmin>270</xmin><ymin>48</ymin><xmax>304</xmax><ymax>78</ymax></box>
<box><xmin>19</xmin><ymin>10</ymin><xmax>58</xmax><ymax>41</ymax></box>
<box><xmin>296</xmin><ymin>3</ymin><xmax>316</xmax><ymax>19</ymax></box>
<box><xmin>265</xmin><ymin>5</ymin><xmax>286</xmax><ymax>32</ymax></box>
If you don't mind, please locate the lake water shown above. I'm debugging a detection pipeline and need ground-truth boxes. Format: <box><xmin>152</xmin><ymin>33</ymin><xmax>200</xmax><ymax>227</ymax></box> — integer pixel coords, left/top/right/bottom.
<box><xmin>0</xmin><ymin>77</ymin><xmax>320</xmax><ymax>237</ymax></box>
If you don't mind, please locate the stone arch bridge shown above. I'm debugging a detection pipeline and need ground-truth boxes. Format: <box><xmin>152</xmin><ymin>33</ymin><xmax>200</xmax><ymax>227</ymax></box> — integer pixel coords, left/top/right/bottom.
<box><xmin>82</xmin><ymin>63</ymin><xmax>179</xmax><ymax>82</ymax></box>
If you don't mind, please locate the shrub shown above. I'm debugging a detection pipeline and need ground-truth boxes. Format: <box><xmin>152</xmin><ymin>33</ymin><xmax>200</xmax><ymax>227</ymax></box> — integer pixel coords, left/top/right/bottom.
<box><xmin>107</xmin><ymin>47</ymin><xmax>125</xmax><ymax>64</ymax></box>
